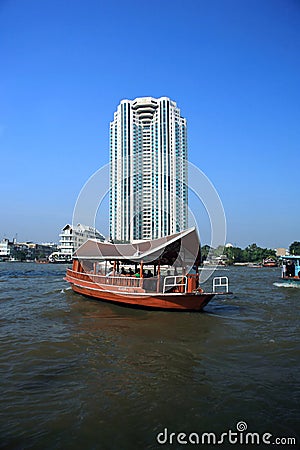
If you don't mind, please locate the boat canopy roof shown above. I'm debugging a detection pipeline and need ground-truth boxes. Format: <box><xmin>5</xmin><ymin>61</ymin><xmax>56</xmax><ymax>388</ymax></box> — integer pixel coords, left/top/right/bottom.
<box><xmin>280</xmin><ymin>255</ymin><xmax>300</xmax><ymax>260</ymax></box>
<box><xmin>73</xmin><ymin>227</ymin><xmax>201</xmax><ymax>267</ymax></box>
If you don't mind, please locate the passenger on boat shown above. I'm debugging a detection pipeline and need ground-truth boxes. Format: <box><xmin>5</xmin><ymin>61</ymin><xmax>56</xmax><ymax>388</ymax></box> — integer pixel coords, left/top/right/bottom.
<box><xmin>120</xmin><ymin>267</ymin><xmax>127</xmax><ymax>276</ymax></box>
<box><xmin>128</xmin><ymin>268</ymin><xmax>134</xmax><ymax>277</ymax></box>
<box><xmin>291</xmin><ymin>262</ymin><xmax>296</xmax><ymax>277</ymax></box>
<box><xmin>286</xmin><ymin>262</ymin><xmax>295</xmax><ymax>277</ymax></box>
<box><xmin>106</xmin><ymin>267</ymin><xmax>115</xmax><ymax>277</ymax></box>
<box><xmin>145</xmin><ymin>270</ymin><xmax>153</xmax><ymax>278</ymax></box>
<box><xmin>282</xmin><ymin>263</ymin><xmax>286</xmax><ymax>278</ymax></box>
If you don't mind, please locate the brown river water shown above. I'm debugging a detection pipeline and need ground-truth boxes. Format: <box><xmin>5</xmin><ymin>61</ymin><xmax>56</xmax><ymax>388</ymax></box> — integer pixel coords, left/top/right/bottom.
<box><xmin>0</xmin><ymin>263</ymin><xmax>299</xmax><ymax>449</ymax></box>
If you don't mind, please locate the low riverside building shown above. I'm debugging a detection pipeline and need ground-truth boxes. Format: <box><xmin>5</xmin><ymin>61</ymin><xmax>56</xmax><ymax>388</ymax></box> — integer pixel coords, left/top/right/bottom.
<box><xmin>26</xmin><ymin>243</ymin><xmax>57</xmax><ymax>260</ymax></box>
<box><xmin>276</xmin><ymin>248</ymin><xmax>288</xmax><ymax>257</ymax></box>
<box><xmin>0</xmin><ymin>238</ymin><xmax>10</xmax><ymax>259</ymax></box>
<box><xmin>0</xmin><ymin>238</ymin><xmax>57</xmax><ymax>261</ymax></box>
<box><xmin>52</xmin><ymin>224</ymin><xmax>105</xmax><ymax>261</ymax></box>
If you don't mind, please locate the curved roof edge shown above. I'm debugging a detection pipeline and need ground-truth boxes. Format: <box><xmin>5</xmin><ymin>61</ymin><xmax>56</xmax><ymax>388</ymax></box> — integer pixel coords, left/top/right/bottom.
<box><xmin>73</xmin><ymin>227</ymin><xmax>199</xmax><ymax>263</ymax></box>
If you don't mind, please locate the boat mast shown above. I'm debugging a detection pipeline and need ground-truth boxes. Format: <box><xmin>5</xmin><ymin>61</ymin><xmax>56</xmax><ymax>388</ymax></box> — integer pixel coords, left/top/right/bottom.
<box><xmin>140</xmin><ymin>260</ymin><xmax>144</xmax><ymax>289</ymax></box>
<box><xmin>156</xmin><ymin>262</ymin><xmax>161</xmax><ymax>293</ymax></box>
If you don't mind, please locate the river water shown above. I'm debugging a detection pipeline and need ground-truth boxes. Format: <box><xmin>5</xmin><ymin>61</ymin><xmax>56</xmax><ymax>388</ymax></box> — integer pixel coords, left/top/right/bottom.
<box><xmin>0</xmin><ymin>263</ymin><xmax>299</xmax><ymax>449</ymax></box>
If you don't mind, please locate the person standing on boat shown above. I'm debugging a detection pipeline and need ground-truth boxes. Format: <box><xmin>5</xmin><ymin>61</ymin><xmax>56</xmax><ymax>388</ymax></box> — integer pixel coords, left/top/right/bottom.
<box><xmin>282</xmin><ymin>262</ymin><xmax>287</xmax><ymax>278</ymax></box>
<box><xmin>291</xmin><ymin>262</ymin><xmax>295</xmax><ymax>277</ymax></box>
<box><xmin>106</xmin><ymin>266</ymin><xmax>116</xmax><ymax>277</ymax></box>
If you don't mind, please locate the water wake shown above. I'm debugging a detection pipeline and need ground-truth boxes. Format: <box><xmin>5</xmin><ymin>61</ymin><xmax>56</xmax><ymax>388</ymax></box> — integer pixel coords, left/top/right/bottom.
<box><xmin>273</xmin><ymin>282</ymin><xmax>300</xmax><ymax>289</ymax></box>
<box><xmin>61</xmin><ymin>287</ymin><xmax>72</xmax><ymax>293</ymax></box>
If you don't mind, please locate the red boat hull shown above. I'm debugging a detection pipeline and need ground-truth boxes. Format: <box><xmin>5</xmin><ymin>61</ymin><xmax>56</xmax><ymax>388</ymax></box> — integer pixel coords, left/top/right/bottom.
<box><xmin>65</xmin><ymin>270</ymin><xmax>215</xmax><ymax>311</ymax></box>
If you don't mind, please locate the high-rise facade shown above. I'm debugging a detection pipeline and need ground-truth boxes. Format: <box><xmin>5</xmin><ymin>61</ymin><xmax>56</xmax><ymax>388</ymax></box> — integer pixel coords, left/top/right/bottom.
<box><xmin>109</xmin><ymin>96</ymin><xmax>188</xmax><ymax>242</ymax></box>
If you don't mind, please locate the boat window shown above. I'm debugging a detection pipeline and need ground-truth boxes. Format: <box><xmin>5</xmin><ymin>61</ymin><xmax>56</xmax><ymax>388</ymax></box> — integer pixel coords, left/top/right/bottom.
<box><xmin>81</xmin><ymin>260</ymin><xmax>94</xmax><ymax>273</ymax></box>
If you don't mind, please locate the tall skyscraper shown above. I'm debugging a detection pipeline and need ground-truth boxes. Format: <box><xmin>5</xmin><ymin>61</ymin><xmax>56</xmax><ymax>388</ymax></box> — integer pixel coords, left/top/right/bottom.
<box><xmin>109</xmin><ymin>96</ymin><xmax>188</xmax><ymax>242</ymax></box>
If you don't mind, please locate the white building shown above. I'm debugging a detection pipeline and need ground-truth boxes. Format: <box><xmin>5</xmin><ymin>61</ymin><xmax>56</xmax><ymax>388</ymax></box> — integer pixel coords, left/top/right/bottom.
<box><xmin>276</xmin><ymin>248</ymin><xmax>288</xmax><ymax>257</ymax></box>
<box><xmin>0</xmin><ymin>238</ymin><xmax>10</xmax><ymax>258</ymax></box>
<box><xmin>110</xmin><ymin>96</ymin><xmax>188</xmax><ymax>242</ymax></box>
<box><xmin>59</xmin><ymin>224</ymin><xmax>105</xmax><ymax>256</ymax></box>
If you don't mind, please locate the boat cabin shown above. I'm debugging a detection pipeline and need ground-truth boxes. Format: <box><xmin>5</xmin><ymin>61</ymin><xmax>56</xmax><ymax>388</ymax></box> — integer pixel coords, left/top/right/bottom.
<box><xmin>280</xmin><ymin>255</ymin><xmax>300</xmax><ymax>279</ymax></box>
<box><xmin>69</xmin><ymin>227</ymin><xmax>203</xmax><ymax>295</ymax></box>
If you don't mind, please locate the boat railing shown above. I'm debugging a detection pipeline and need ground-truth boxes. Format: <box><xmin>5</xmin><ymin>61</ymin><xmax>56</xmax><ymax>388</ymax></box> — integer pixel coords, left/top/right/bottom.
<box><xmin>102</xmin><ymin>275</ymin><xmax>159</xmax><ymax>292</ymax></box>
<box><xmin>91</xmin><ymin>273</ymin><xmax>143</xmax><ymax>288</ymax></box>
<box><xmin>101</xmin><ymin>275</ymin><xmax>142</xmax><ymax>288</ymax></box>
<box><xmin>67</xmin><ymin>269</ymin><xmax>144</xmax><ymax>289</ymax></box>
<box><xmin>212</xmin><ymin>276</ymin><xmax>229</xmax><ymax>293</ymax></box>
<box><xmin>163</xmin><ymin>275</ymin><xmax>187</xmax><ymax>294</ymax></box>
<box><xmin>67</xmin><ymin>268</ymin><xmax>198</xmax><ymax>294</ymax></box>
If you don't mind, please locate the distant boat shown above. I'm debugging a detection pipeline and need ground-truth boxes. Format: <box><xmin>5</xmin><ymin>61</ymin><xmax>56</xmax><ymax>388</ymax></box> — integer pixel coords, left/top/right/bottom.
<box><xmin>262</xmin><ymin>258</ymin><xmax>278</xmax><ymax>267</ymax></box>
<box><xmin>247</xmin><ymin>262</ymin><xmax>263</xmax><ymax>268</ymax></box>
<box><xmin>48</xmin><ymin>252</ymin><xmax>72</xmax><ymax>264</ymax></box>
<box><xmin>280</xmin><ymin>255</ymin><xmax>300</xmax><ymax>282</ymax></box>
<box><xmin>65</xmin><ymin>228</ymin><xmax>231</xmax><ymax>311</ymax></box>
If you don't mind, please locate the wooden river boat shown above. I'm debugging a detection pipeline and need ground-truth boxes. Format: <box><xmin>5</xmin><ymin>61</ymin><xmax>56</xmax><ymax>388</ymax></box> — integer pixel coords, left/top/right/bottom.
<box><xmin>65</xmin><ymin>228</ymin><xmax>231</xmax><ymax>311</ymax></box>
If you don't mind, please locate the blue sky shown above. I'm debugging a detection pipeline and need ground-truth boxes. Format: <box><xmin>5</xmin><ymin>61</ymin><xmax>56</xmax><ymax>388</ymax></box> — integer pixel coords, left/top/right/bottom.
<box><xmin>0</xmin><ymin>0</ymin><xmax>299</xmax><ymax>248</ymax></box>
